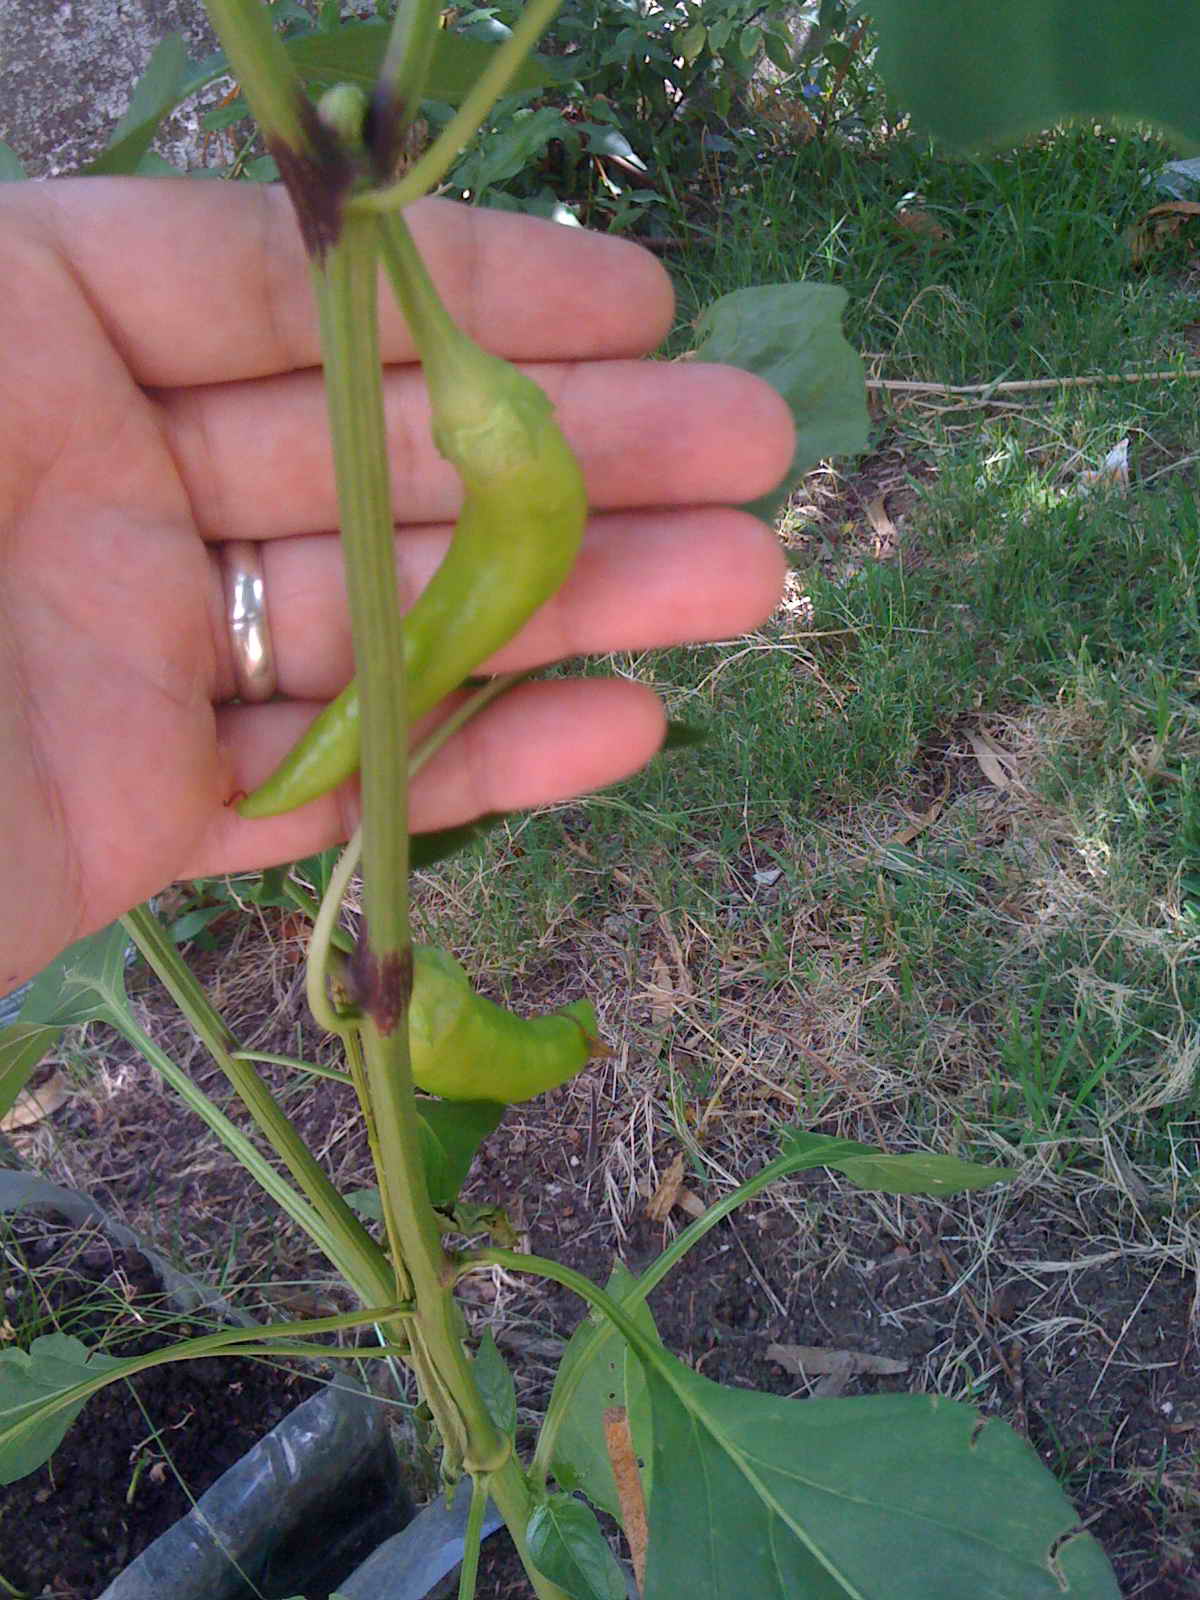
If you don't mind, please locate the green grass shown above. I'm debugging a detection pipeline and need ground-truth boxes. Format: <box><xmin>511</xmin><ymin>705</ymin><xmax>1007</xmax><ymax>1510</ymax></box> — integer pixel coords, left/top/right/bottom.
<box><xmin>412</xmin><ymin>123</ymin><xmax>1200</xmax><ymax>1167</ymax></box>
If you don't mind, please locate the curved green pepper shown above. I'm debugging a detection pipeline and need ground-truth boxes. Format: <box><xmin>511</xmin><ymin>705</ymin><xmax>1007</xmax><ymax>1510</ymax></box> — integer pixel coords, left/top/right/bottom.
<box><xmin>410</xmin><ymin>945</ymin><xmax>599</xmax><ymax>1103</ymax></box>
<box><xmin>238</xmin><ymin>222</ymin><xmax>587</xmax><ymax>819</ymax></box>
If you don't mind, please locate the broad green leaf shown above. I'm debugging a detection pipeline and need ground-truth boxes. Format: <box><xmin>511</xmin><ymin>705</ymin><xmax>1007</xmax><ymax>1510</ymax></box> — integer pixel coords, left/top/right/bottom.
<box><xmin>871</xmin><ymin>0</ymin><xmax>1200</xmax><ymax>153</ymax></box>
<box><xmin>86</xmin><ymin>35</ymin><xmax>192</xmax><ymax>175</ymax></box>
<box><xmin>527</xmin><ymin>1494</ymin><xmax>628</xmax><ymax>1600</ymax></box>
<box><xmin>678</xmin><ymin>22</ymin><xmax>707</xmax><ymax>65</ymax></box>
<box><xmin>281</xmin><ymin>22</ymin><xmax>554</xmax><ymax>100</ymax></box>
<box><xmin>690</xmin><ymin>284</ymin><xmax>868</xmax><ymax>524</ymax></box>
<box><xmin>779</xmin><ymin>1130</ymin><xmax>1015</xmax><ymax>1196</ymax></box>
<box><xmin>17</xmin><ymin>921</ymin><xmax>131</xmax><ymax>1028</ymax></box>
<box><xmin>547</xmin><ymin>1262</ymin><xmax>656</xmax><ymax>1524</ymax></box>
<box><xmin>0</xmin><ymin>1023</ymin><xmax>62</xmax><ymax>1122</ymax></box>
<box><xmin>0</xmin><ymin>1334</ymin><xmax>123</xmax><ymax>1485</ymax></box>
<box><xmin>0</xmin><ymin>142</ymin><xmax>27</xmax><ymax>181</ymax></box>
<box><xmin>416</xmin><ymin>1098</ymin><xmax>505</xmax><ymax>1209</ymax></box>
<box><xmin>639</xmin><ymin>1354</ymin><xmax>1120</xmax><ymax>1598</ymax></box>
<box><xmin>473</xmin><ymin>1327</ymin><xmax>517</xmax><ymax>1436</ymax></box>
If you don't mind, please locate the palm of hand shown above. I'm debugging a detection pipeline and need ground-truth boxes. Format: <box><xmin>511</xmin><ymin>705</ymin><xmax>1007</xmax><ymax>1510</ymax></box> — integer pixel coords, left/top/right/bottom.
<box><xmin>2</xmin><ymin>227</ymin><xmax>223</xmax><ymax>988</ymax></box>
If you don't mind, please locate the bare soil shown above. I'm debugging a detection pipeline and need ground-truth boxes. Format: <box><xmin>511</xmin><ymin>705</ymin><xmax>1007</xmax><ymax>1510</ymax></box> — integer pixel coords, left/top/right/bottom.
<box><xmin>8</xmin><ymin>916</ymin><xmax>1197</xmax><ymax>1598</ymax></box>
<box><xmin>0</xmin><ymin>1206</ymin><xmax>323</xmax><ymax>1598</ymax></box>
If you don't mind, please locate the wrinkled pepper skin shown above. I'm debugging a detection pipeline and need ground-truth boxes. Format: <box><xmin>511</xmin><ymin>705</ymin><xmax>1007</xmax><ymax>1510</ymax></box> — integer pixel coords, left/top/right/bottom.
<box><xmin>410</xmin><ymin>945</ymin><xmax>599</xmax><ymax>1103</ymax></box>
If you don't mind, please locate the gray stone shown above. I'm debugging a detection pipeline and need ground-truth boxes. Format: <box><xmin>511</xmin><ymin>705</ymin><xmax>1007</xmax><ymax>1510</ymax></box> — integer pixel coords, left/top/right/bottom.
<box><xmin>1</xmin><ymin>0</ymin><xmax>220</xmax><ymax>176</ymax></box>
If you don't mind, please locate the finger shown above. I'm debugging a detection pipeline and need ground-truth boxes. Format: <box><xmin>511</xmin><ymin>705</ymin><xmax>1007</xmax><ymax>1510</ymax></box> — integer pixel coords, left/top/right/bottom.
<box><xmin>25</xmin><ymin>181</ymin><xmax>673</xmax><ymax>386</ymax></box>
<box><xmin>211</xmin><ymin>507</ymin><xmax>787</xmax><ymax>702</ymax></box>
<box><xmin>188</xmin><ymin>677</ymin><xmax>666</xmax><ymax>876</ymax></box>
<box><xmin>167</xmin><ymin>357</ymin><xmax>793</xmax><ymax>541</ymax></box>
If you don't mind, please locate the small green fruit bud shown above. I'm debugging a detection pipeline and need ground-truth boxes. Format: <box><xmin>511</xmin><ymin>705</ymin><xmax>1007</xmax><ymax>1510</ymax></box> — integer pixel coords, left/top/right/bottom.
<box><xmin>316</xmin><ymin>84</ymin><xmax>369</xmax><ymax>151</ymax></box>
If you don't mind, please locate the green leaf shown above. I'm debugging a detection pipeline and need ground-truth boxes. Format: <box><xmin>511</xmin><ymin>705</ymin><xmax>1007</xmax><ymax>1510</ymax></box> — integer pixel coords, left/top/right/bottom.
<box><xmin>416</xmin><ymin>1099</ymin><xmax>505</xmax><ymax>1209</ymax></box>
<box><xmin>547</xmin><ymin>1262</ymin><xmax>657</xmax><ymax>1524</ymax></box>
<box><xmin>0</xmin><ymin>1334</ymin><xmax>123</xmax><ymax>1485</ymax></box>
<box><xmin>460</xmin><ymin>104</ymin><xmax>569</xmax><ymax>194</ymax></box>
<box><xmin>763</xmin><ymin>29</ymin><xmax>794</xmax><ymax>75</ymax></box>
<box><xmin>690</xmin><ymin>284</ymin><xmax>869</xmax><ymax>524</ymax></box>
<box><xmin>17</xmin><ymin>922</ymin><xmax>131</xmax><ymax>1028</ymax></box>
<box><xmin>527</xmin><ymin>1494</ymin><xmax>628</xmax><ymax>1600</ymax></box>
<box><xmin>779</xmin><ymin>1130</ymin><xmax>1015</xmax><ymax>1196</ymax></box>
<box><xmin>0</xmin><ymin>1024</ymin><xmax>62</xmax><ymax>1122</ymax></box>
<box><xmin>281</xmin><ymin>22</ymin><xmax>554</xmax><ymax>100</ymax></box>
<box><xmin>0</xmin><ymin>142</ymin><xmax>27</xmax><ymax>181</ymax></box>
<box><xmin>86</xmin><ymin>35</ymin><xmax>192</xmax><ymax>176</ymax></box>
<box><xmin>639</xmin><ymin>1353</ymin><xmax>1120</xmax><ymax>1597</ymax></box>
<box><xmin>79</xmin><ymin>25</ymin><xmax>554</xmax><ymax>187</ymax></box>
<box><xmin>834</xmin><ymin>1150</ymin><xmax>1015</xmax><ymax>1195</ymax></box>
<box><xmin>473</xmin><ymin>1327</ymin><xmax>517</xmax><ymax>1436</ymax></box>
<box><xmin>678</xmin><ymin>22</ymin><xmax>707</xmax><ymax>65</ymax></box>
<box><xmin>871</xmin><ymin>0</ymin><xmax>1200</xmax><ymax>152</ymax></box>
<box><xmin>411</xmin><ymin>814</ymin><xmax>505</xmax><ymax>872</ymax></box>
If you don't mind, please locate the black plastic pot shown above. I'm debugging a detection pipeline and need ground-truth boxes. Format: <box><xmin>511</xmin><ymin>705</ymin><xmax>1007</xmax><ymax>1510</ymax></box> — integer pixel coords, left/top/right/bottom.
<box><xmin>0</xmin><ymin>1173</ymin><xmax>415</xmax><ymax>1599</ymax></box>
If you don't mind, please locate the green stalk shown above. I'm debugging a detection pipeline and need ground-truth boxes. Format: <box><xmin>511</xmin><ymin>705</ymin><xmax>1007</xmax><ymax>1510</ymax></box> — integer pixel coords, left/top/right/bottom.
<box><xmin>377</xmin><ymin>0</ymin><xmax>443</xmax><ymax>142</ymax></box>
<box><xmin>351</xmin><ymin>0</ymin><xmax>566</xmax><ymax>214</ymax></box>
<box><xmin>458</xmin><ymin>1470</ymin><xmax>490</xmax><ymax>1600</ymax></box>
<box><xmin>318</xmin><ymin>212</ymin><xmax>568</xmax><ymax>1600</ymax></box>
<box><xmin>0</xmin><ymin>1305</ymin><xmax>412</xmax><ymax>1461</ymax></box>
<box><xmin>202</xmin><ymin>0</ymin><xmax>314</xmax><ymax>153</ymax></box>
<box><xmin>121</xmin><ymin>905</ymin><xmax>392</xmax><ymax>1307</ymax></box>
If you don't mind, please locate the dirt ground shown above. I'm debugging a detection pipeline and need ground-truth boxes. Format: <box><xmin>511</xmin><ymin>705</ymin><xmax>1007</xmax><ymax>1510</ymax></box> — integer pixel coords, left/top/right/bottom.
<box><xmin>6</xmin><ymin>911</ymin><xmax>1197</xmax><ymax>1598</ymax></box>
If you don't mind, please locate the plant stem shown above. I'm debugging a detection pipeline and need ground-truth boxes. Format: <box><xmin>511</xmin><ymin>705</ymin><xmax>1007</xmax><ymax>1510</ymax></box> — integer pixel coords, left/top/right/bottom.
<box><xmin>202</xmin><ymin>0</ymin><xmax>316</xmax><ymax>153</ymax></box>
<box><xmin>458</xmin><ymin>1470</ymin><xmax>490</xmax><ymax>1600</ymax></box>
<box><xmin>377</xmin><ymin>0</ymin><xmax>443</xmax><ymax>149</ymax></box>
<box><xmin>351</xmin><ymin>0</ymin><xmax>566</xmax><ymax>213</ymax></box>
<box><xmin>314</xmin><ymin>220</ymin><xmax>566</xmax><ymax>1599</ymax></box>
<box><xmin>121</xmin><ymin>905</ymin><xmax>392</xmax><ymax>1307</ymax></box>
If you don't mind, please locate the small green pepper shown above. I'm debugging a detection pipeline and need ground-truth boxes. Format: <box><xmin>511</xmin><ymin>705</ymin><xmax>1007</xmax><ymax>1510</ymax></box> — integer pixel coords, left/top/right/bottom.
<box><xmin>238</xmin><ymin>217</ymin><xmax>587</xmax><ymax>819</ymax></box>
<box><xmin>410</xmin><ymin>945</ymin><xmax>599</xmax><ymax>1103</ymax></box>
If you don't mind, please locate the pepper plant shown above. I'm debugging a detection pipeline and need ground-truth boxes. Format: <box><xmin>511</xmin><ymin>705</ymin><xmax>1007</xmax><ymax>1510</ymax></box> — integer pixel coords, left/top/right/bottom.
<box><xmin>0</xmin><ymin>2</ymin><xmax>1143</xmax><ymax>1595</ymax></box>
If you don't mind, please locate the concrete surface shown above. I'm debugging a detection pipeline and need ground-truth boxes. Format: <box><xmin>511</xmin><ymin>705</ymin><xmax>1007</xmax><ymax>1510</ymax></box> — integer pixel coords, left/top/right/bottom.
<box><xmin>1</xmin><ymin>0</ymin><xmax>220</xmax><ymax>176</ymax></box>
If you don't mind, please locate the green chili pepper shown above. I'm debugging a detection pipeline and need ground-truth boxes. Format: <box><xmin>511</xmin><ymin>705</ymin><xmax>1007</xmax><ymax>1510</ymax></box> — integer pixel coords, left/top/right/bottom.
<box><xmin>410</xmin><ymin>945</ymin><xmax>599</xmax><ymax>1103</ymax></box>
<box><xmin>238</xmin><ymin>217</ymin><xmax>587</xmax><ymax>820</ymax></box>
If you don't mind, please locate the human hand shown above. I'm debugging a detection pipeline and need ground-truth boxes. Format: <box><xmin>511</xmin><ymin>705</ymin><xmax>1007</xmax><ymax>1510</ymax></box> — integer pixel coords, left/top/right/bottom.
<box><xmin>0</xmin><ymin>179</ymin><xmax>792</xmax><ymax>992</ymax></box>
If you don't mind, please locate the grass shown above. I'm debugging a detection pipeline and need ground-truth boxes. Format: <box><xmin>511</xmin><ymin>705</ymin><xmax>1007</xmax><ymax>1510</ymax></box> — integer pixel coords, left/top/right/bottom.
<box><xmin>412</xmin><ymin>122</ymin><xmax>1200</xmax><ymax>1181</ymax></box>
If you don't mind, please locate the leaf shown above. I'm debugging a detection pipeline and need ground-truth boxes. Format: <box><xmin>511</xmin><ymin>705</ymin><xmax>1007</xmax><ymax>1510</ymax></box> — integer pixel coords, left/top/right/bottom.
<box><xmin>639</xmin><ymin>1353</ymin><xmax>1120</xmax><ymax>1597</ymax></box>
<box><xmin>766</xmin><ymin>1344</ymin><xmax>910</xmax><ymax>1378</ymax></box>
<box><xmin>416</xmin><ymin>1099</ymin><xmax>505</xmax><ymax>1210</ymax></box>
<box><xmin>779</xmin><ymin>1130</ymin><xmax>1014</xmax><ymax>1196</ymax></box>
<box><xmin>281</xmin><ymin>22</ymin><xmax>554</xmax><ymax>100</ymax></box>
<box><xmin>473</xmin><ymin>1327</ymin><xmax>517</xmax><ymax>1436</ymax></box>
<box><xmin>0</xmin><ymin>1024</ymin><xmax>62</xmax><ymax>1123</ymax></box>
<box><xmin>871</xmin><ymin>0</ymin><xmax>1200</xmax><ymax>152</ymax></box>
<box><xmin>411</xmin><ymin>814</ymin><xmax>505</xmax><ymax>872</ymax></box>
<box><xmin>0</xmin><ymin>1071</ymin><xmax>71</xmax><ymax>1132</ymax></box>
<box><xmin>0</xmin><ymin>1333</ymin><xmax>123</xmax><ymax>1485</ymax></box>
<box><xmin>17</xmin><ymin>922</ymin><xmax>131</xmax><ymax>1028</ymax></box>
<box><xmin>527</xmin><ymin>1494</ymin><xmax>628</xmax><ymax>1600</ymax></box>
<box><xmin>0</xmin><ymin>142</ymin><xmax>27</xmax><ymax>181</ymax></box>
<box><xmin>690</xmin><ymin>284</ymin><xmax>869</xmax><ymax>524</ymax></box>
<box><xmin>81</xmin><ymin>25</ymin><xmax>554</xmax><ymax>187</ymax></box>
<box><xmin>462</xmin><ymin>104</ymin><xmax>569</xmax><ymax>193</ymax></box>
<box><xmin>85</xmin><ymin>35</ymin><xmax>192</xmax><ymax>176</ymax></box>
<box><xmin>548</xmin><ymin>1262</ymin><xmax>657</xmax><ymax>1524</ymax></box>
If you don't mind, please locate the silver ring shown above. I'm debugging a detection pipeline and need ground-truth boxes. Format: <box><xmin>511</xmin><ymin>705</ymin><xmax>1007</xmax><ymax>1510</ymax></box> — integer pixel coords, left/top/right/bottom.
<box><xmin>221</xmin><ymin>540</ymin><xmax>277</xmax><ymax>703</ymax></box>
